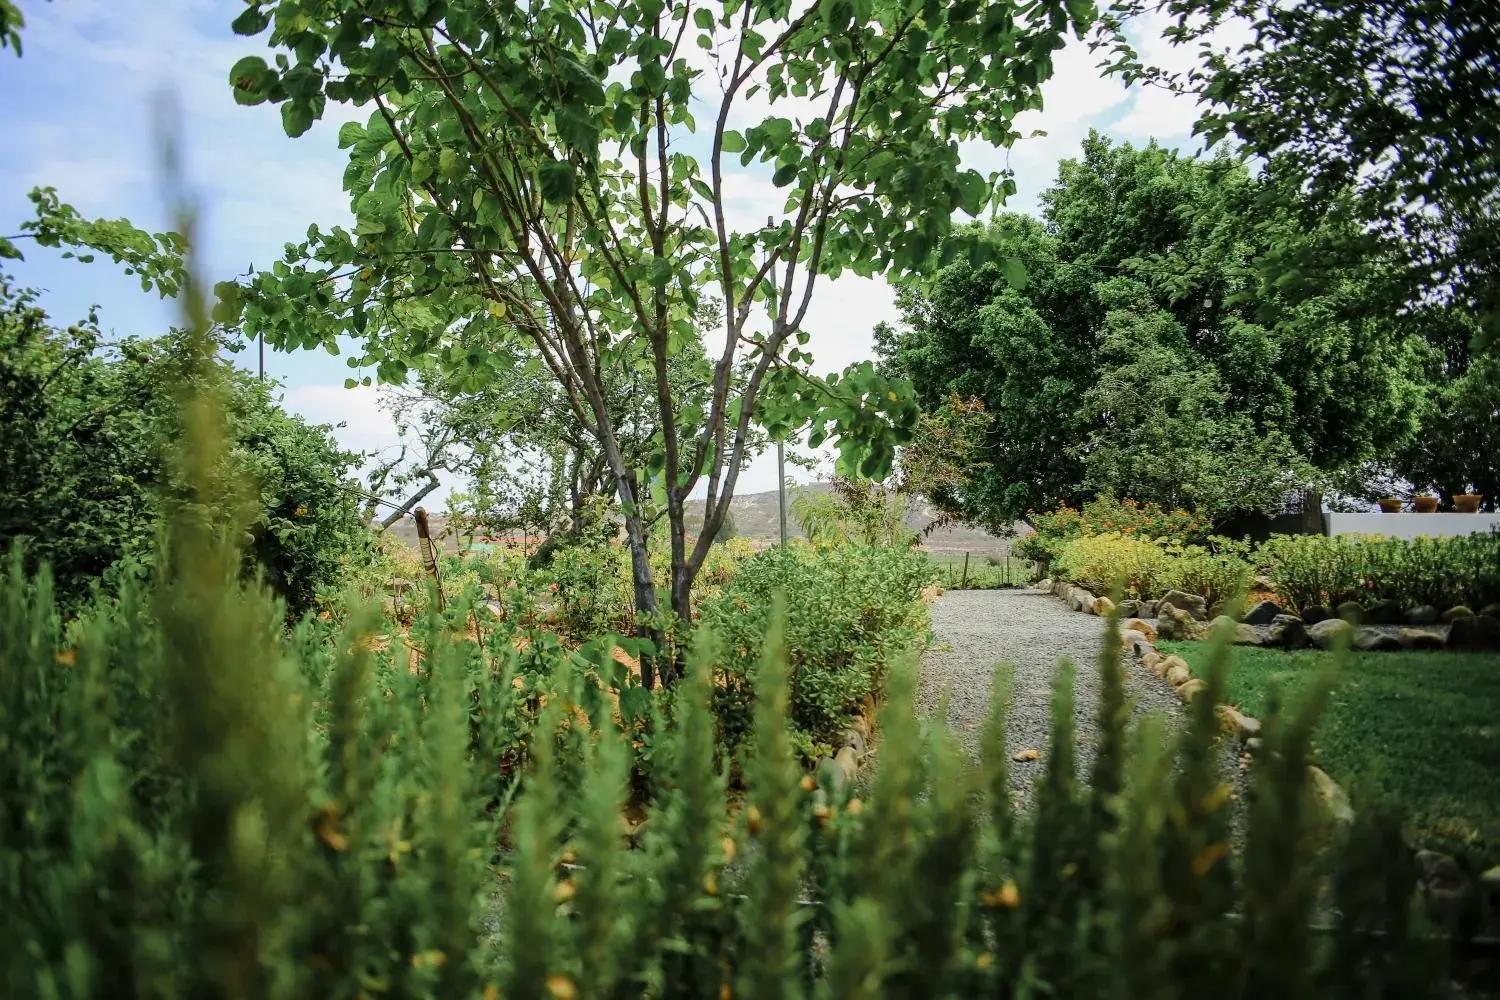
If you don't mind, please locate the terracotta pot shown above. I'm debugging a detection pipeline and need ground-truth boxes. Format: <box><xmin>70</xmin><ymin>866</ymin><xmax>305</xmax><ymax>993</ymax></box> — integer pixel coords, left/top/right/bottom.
<box><xmin>1413</xmin><ymin>495</ymin><xmax>1440</xmax><ymax>513</ymax></box>
<box><xmin>1377</xmin><ymin>498</ymin><xmax>1404</xmax><ymax>513</ymax></box>
<box><xmin>1453</xmin><ymin>493</ymin><xmax>1484</xmax><ymax>514</ymax></box>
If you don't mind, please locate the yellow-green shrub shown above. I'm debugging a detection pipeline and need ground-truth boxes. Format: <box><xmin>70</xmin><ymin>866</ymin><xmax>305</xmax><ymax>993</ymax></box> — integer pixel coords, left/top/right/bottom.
<box><xmin>1054</xmin><ymin>532</ymin><xmax>1179</xmax><ymax>599</ymax></box>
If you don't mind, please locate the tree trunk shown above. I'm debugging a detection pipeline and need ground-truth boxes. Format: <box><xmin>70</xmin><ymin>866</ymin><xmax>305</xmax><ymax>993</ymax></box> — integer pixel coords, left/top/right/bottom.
<box><xmin>611</xmin><ymin>468</ymin><xmax>667</xmax><ymax>688</ymax></box>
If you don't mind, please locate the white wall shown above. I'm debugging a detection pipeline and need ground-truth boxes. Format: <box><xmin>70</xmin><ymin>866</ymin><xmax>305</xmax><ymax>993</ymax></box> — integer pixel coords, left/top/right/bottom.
<box><xmin>1324</xmin><ymin>512</ymin><xmax>1500</xmax><ymax>539</ymax></box>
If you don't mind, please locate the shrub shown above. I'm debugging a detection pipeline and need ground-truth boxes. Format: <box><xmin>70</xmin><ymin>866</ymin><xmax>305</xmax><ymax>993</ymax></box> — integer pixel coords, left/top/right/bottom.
<box><xmin>1053</xmin><ymin>532</ymin><xmax>1180</xmax><ymax>600</ymax></box>
<box><xmin>1167</xmin><ymin>537</ymin><xmax>1255</xmax><ymax>612</ymax></box>
<box><xmin>1260</xmin><ymin>531</ymin><xmax>1500</xmax><ymax>612</ymax></box>
<box><xmin>1025</xmin><ymin>496</ymin><xmax>1212</xmax><ymax>577</ymax></box>
<box><xmin>1</xmin><ymin>539</ymin><xmax>1449</xmax><ymax>996</ymax></box>
<box><xmin>0</xmin><ymin>290</ymin><xmax>370</xmax><ymax>616</ymax></box>
<box><xmin>696</xmin><ymin>543</ymin><xmax>932</xmax><ymax>760</ymax></box>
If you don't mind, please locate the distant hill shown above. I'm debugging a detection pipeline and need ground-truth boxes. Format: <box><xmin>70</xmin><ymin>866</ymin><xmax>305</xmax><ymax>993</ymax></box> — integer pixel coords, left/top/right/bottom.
<box><xmin>687</xmin><ymin>482</ymin><xmax>1023</xmax><ymax>555</ymax></box>
<box><xmin>381</xmin><ymin>484</ymin><xmax>1023</xmax><ymax>557</ymax></box>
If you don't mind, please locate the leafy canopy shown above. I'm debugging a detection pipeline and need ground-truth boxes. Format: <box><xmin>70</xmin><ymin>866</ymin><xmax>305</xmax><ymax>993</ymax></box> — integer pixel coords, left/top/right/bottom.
<box><xmin>876</xmin><ymin>134</ymin><xmax>1427</xmax><ymax>525</ymax></box>
<box><xmin>1097</xmin><ymin>0</ymin><xmax>1500</xmax><ymax>346</ymax></box>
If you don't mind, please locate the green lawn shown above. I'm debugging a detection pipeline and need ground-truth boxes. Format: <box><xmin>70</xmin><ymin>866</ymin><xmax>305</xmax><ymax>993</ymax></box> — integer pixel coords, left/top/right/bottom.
<box><xmin>1161</xmin><ymin>640</ymin><xmax>1500</xmax><ymax>866</ymax></box>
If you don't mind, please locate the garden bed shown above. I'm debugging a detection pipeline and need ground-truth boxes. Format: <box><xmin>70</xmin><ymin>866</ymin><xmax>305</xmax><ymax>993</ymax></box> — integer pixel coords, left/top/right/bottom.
<box><xmin>1161</xmin><ymin>639</ymin><xmax>1500</xmax><ymax>868</ymax></box>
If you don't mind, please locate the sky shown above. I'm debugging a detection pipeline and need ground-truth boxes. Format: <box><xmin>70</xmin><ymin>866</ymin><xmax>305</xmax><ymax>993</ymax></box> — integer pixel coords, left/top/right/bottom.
<box><xmin>0</xmin><ymin>0</ymin><xmax>1222</xmax><ymax>504</ymax></box>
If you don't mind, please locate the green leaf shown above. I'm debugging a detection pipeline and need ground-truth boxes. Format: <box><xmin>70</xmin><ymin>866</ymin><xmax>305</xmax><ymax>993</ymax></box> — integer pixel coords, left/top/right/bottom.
<box><xmin>771</xmin><ymin>162</ymin><xmax>799</xmax><ymax>187</ymax></box>
<box><xmin>439</xmin><ymin>148</ymin><xmax>461</xmax><ymax>179</ymax></box>
<box><xmin>694</xmin><ymin>8</ymin><xmax>714</xmax><ymax>29</ymax></box>
<box><xmin>231</xmin><ymin>5</ymin><xmax>271</xmax><ymax>35</ymax></box>
<box><xmin>337</xmin><ymin>121</ymin><xmax>365</xmax><ymax>149</ymax></box>
<box><xmin>539</xmin><ymin>161</ymin><xmax>576</xmax><ymax>204</ymax></box>
<box><xmin>281</xmin><ymin>100</ymin><xmax>316</xmax><ymax>138</ymax></box>
<box><xmin>1002</xmin><ymin>256</ymin><xmax>1029</xmax><ymax>291</ymax></box>
<box><xmin>229</xmin><ymin>55</ymin><xmax>271</xmax><ymax>106</ymax></box>
<box><xmin>720</xmin><ymin>130</ymin><xmax>746</xmax><ymax>153</ymax></box>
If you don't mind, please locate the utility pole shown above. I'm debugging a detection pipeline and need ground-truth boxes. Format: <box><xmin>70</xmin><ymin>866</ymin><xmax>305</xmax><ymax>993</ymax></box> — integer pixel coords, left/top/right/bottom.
<box><xmin>763</xmin><ymin>214</ymin><xmax>789</xmax><ymax>548</ymax></box>
<box><xmin>777</xmin><ymin>438</ymin><xmax>787</xmax><ymax>546</ymax></box>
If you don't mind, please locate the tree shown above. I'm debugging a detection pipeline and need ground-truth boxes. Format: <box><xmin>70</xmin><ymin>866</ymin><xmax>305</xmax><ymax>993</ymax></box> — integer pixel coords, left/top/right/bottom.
<box><xmin>876</xmin><ymin>134</ymin><xmax>1425</xmax><ymax>526</ymax></box>
<box><xmin>219</xmin><ymin>0</ymin><xmax>1086</xmax><ymax>685</ymax></box>
<box><xmin>1077</xmin><ymin>278</ymin><xmax>1311</xmax><ymax>517</ymax></box>
<box><xmin>1394</xmin><ymin>311</ymin><xmax>1500</xmax><ymax>511</ymax></box>
<box><xmin>1097</xmin><ymin>0</ymin><xmax>1500</xmax><ymax>346</ymax></box>
<box><xmin>0</xmin><ymin>276</ymin><xmax>370</xmax><ymax>615</ymax></box>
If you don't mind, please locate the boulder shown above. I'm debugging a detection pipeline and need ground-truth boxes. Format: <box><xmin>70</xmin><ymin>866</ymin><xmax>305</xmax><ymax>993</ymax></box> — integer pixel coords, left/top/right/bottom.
<box><xmin>1267</xmin><ymin>614</ymin><xmax>1310</xmax><ymax>649</ymax></box>
<box><xmin>1399</xmin><ymin>628</ymin><xmax>1446</xmax><ymax>651</ymax></box>
<box><xmin>1308</xmin><ymin>766</ymin><xmax>1353</xmax><ymax>825</ymax></box>
<box><xmin>1177</xmin><ymin>678</ymin><xmax>1208</xmax><ymax>705</ymax></box>
<box><xmin>1242</xmin><ymin>599</ymin><xmax>1289</xmax><ymax>625</ymax></box>
<box><xmin>1156</xmin><ymin>603</ymin><xmax>1206</xmax><ymax>641</ymax></box>
<box><xmin>1142</xmin><ymin>649</ymin><xmax>1164</xmax><ymax>677</ymax></box>
<box><xmin>1352</xmin><ymin>627</ymin><xmax>1402</xmax><ymax>652</ymax></box>
<box><xmin>1165</xmin><ymin>663</ymin><xmax>1192</xmax><ymax>687</ymax></box>
<box><xmin>1334</xmin><ymin>600</ymin><xmax>1365</xmax><ymax>624</ymax></box>
<box><xmin>1234</xmin><ymin>623</ymin><xmax>1265</xmax><ymax>646</ymax></box>
<box><xmin>1364</xmin><ymin>598</ymin><xmax>1405</xmax><ymax>625</ymax></box>
<box><xmin>1159</xmin><ymin>589</ymin><xmax>1208</xmax><ymax>620</ymax></box>
<box><xmin>1217</xmin><ymin>705</ymin><xmax>1261</xmax><ymax>742</ymax></box>
<box><xmin>1121</xmin><ymin>618</ymin><xmax>1158</xmax><ymax>642</ymax></box>
<box><xmin>1159</xmin><ymin>653</ymin><xmax>1188</xmax><ymax>679</ymax></box>
<box><xmin>1119</xmin><ymin>599</ymin><xmax>1143</xmax><ymax>619</ymax></box>
<box><xmin>818</xmin><ymin>756</ymin><xmax>848</xmax><ymax>799</ymax></box>
<box><xmin>1416</xmin><ymin>849</ymin><xmax>1473</xmax><ymax>929</ymax></box>
<box><xmin>1407</xmin><ymin>604</ymin><xmax>1441</xmax><ymax>626</ymax></box>
<box><xmin>1127</xmin><ymin>634</ymin><xmax>1155</xmax><ymax>659</ymax></box>
<box><xmin>840</xmin><ymin>727</ymin><xmax>867</xmax><ymax>757</ymax></box>
<box><xmin>1090</xmin><ymin>595</ymin><xmax>1116</xmax><ymax>617</ymax></box>
<box><xmin>1037</xmin><ymin>578</ymin><xmax>1054</xmax><ymax>593</ymax></box>
<box><xmin>1448</xmin><ymin>614</ymin><xmax>1500</xmax><ymax>652</ymax></box>
<box><xmin>1442</xmin><ymin>605</ymin><xmax>1475</xmax><ymax>623</ymax></box>
<box><xmin>1300</xmin><ymin>604</ymin><xmax>1331</xmax><ymax>625</ymax></box>
<box><xmin>1308</xmin><ymin>618</ymin><xmax>1354</xmax><ymax>650</ymax></box>
<box><xmin>1139</xmin><ymin>600</ymin><xmax>1160</xmax><ymax>618</ymax></box>
<box><xmin>833</xmin><ymin>745</ymin><xmax>860</xmax><ymax>784</ymax></box>
<box><xmin>1070</xmin><ymin>587</ymin><xmax>1096</xmax><ymax>613</ymax></box>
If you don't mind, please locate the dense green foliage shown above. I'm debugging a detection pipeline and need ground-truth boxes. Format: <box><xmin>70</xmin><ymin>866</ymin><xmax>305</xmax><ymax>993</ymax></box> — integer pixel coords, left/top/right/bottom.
<box><xmin>1259</xmin><ymin>531</ymin><xmax>1500</xmax><ymax>613</ymax></box>
<box><xmin>1100</xmin><ymin>0</ymin><xmax>1500</xmax><ymax>348</ymax></box>
<box><xmin>2</xmin><ymin>529</ymin><xmax>1451</xmax><ymax>997</ymax></box>
<box><xmin>697</xmin><ymin>543</ymin><xmax>931</xmax><ymax>760</ymax></box>
<box><xmin>1042</xmin><ymin>513</ymin><xmax>1500</xmax><ymax>616</ymax></box>
<box><xmin>0</xmin><ymin>278</ymin><xmax>370</xmax><ymax>616</ymax></box>
<box><xmin>1012</xmin><ymin>495</ymin><xmax>1209</xmax><ymax>578</ymax></box>
<box><xmin>876</xmin><ymin>134</ymin><xmax>1434</xmax><ymax>525</ymax></box>
<box><xmin>1165</xmin><ymin>640</ymin><xmax>1500</xmax><ymax>868</ymax></box>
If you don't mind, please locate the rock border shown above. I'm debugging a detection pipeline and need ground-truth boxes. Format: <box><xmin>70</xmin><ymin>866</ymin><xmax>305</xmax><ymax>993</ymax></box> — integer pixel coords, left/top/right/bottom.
<box><xmin>1033</xmin><ymin>579</ymin><xmax>1499</xmax><ymax>654</ymax></box>
<box><xmin>1034</xmin><ymin>579</ymin><xmax>1355</xmax><ymax>828</ymax></box>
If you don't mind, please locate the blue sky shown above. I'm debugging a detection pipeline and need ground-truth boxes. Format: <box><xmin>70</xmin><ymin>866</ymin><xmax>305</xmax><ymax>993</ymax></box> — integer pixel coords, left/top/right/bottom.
<box><xmin>0</xmin><ymin>0</ymin><xmax>1217</xmax><ymax>500</ymax></box>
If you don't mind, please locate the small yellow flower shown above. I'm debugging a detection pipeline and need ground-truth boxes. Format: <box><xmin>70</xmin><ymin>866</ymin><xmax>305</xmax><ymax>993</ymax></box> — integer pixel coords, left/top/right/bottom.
<box><xmin>746</xmin><ymin>804</ymin><xmax>764</xmax><ymax>834</ymax></box>
<box><xmin>546</xmin><ymin>975</ymin><xmax>576</xmax><ymax>1000</ymax></box>
<box><xmin>553</xmin><ymin>879</ymin><xmax>575</xmax><ymax>904</ymax></box>
<box><xmin>295</xmin><ymin>505</ymin><xmax>309</xmax><ymax>517</ymax></box>
<box><xmin>846</xmin><ymin>797</ymin><xmax>863</xmax><ymax>816</ymax></box>
<box><xmin>721</xmin><ymin>836</ymin><xmax>737</xmax><ymax>864</ymax></box>
<box><xmin>976</xmin><ymin>952</ymin><xmax>995</xmax><ymax>969</ymax></box>
<box><xmin>799</xmin><ymin>774</ymin><xmax>816</xmax><ymax>792</ymax></box>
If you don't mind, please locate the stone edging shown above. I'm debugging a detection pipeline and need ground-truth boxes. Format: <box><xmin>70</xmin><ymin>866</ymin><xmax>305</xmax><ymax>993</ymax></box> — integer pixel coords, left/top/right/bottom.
<box><xmin>1035</xmin><ymin>577</ymin><xmax>1352</xmax><ymax>825</ymax></box>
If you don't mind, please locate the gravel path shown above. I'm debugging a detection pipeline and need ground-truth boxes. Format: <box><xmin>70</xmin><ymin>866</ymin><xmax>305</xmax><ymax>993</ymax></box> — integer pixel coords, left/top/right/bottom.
<box><xmin>918</xmin><ymin>588</ymin><xmax>1188</xmax><ymax>799</ymax></box>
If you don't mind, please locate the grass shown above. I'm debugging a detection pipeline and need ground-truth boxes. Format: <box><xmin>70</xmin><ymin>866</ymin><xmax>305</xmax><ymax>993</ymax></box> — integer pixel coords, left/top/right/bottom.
<box><xmin>1162</xmin><ymin>640</ymin><xmax>1500</xmax><ymax>868</ymax></box>
<box><xmin>924</xmin><ymin>551</ymin><xmax>1036</xmax><ymax>590</ymax></box>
